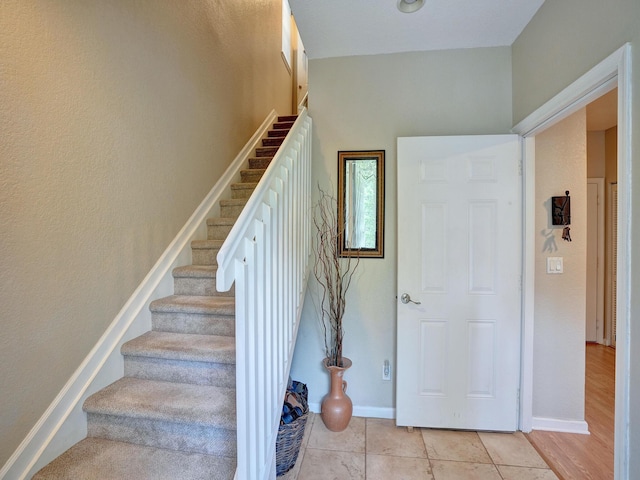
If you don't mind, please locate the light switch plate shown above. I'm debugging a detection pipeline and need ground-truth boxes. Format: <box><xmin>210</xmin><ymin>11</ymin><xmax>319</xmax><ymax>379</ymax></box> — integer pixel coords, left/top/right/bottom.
<box><xmin>546</xmin><ymin>257</ymin><xmax>564</xmax><ymax>274</ymax></box>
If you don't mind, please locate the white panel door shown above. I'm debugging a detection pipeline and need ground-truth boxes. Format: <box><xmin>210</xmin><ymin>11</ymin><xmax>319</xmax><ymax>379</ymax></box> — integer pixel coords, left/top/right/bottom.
<box><xmin>396</xmin><ymin>135</ymin><xmax>522</xmax><ymax>431</ymax></box>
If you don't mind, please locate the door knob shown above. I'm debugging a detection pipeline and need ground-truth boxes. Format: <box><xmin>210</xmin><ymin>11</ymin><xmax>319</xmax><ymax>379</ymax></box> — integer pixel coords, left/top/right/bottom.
<box><xmin>400</xmin><ymin>293</ymin><xmax>421</xmax><ymax>305</ymax></box>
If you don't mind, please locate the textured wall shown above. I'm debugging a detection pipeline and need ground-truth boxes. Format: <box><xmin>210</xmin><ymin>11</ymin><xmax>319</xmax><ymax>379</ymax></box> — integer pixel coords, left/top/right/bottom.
<box><xmin>290</xmin><ymin>47</ymin><xmax>513</xmax><ymax>412</ymax></box>
<box><xmin>587</xmin><ymin>131</ymin><xmax>606</xmax><ymax>178</ymax></box>
<box><xmin>533</xmin><ymin>109</ymin><xmax>587</xmax><ymax>422</ymax></box>
<box><xmin>0</xmin><ymin>0</ymin><xmax>290</xmax><ymax>467</ymax></box>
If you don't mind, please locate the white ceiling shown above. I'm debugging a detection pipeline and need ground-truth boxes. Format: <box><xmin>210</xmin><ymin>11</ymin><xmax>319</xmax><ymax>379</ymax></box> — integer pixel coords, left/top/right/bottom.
<box><xmin>289</xmin><ymin>0</ymin><xmax>546</xmax><ymax>60</ymax></box>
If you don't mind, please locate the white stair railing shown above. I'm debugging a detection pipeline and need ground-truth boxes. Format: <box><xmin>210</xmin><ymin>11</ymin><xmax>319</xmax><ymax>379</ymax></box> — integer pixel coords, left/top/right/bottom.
<box><xmin>216</xmin><ymin>109</ymin><xmax>312</xmax><ymax>480</ymax></box>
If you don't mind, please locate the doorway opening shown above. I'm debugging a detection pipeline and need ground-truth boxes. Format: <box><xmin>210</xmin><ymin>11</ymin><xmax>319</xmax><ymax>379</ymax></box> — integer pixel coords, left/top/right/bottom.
<box><xmin>525</xmin><ymin>89</ymin><xmax>618</xmax><ymax>477</ymax></box>
<box><xmin>586</xmin><ymin>88</ymin><xmax>618</xmax><ymax>348</ymax></box>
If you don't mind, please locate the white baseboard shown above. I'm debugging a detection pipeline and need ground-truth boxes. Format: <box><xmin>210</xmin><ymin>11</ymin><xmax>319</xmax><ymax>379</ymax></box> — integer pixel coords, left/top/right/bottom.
<box><xmin>353</xmin><ymin>406</ymin><xmax>395</xmax><ymax>419</ymax></box>
<box><xmin>307</xmin><ymin>403</ymin><xmax>395</xmax><ymax>420</ymax></box>
<box><xmin>0</xmin><ymin>111</ymin><xmax>277</xmax><ymax>480</ymax></box>
<box><xmin>307</xmin><ymin>407</ymin><xmax>587</xmax><ymax>433</ymax></box>
<box><xmin>532</xmin><ymin>416</ymin><xmax>590</xmax><ymax>435</ymax></box>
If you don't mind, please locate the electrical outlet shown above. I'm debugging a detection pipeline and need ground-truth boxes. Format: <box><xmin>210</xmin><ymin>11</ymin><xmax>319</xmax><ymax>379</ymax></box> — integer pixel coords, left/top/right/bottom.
<box><xmin>382</xmin><ymin>360</ymin><xmax>391</xmax><ymax>381</ymax></box>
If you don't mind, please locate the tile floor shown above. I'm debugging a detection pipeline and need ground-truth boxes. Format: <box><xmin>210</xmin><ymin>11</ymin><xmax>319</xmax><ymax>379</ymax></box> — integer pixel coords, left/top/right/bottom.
<box><xmin>280</xmin><ymin>414</ymin><xmax>558</xmax><ymax>480</ymax></box>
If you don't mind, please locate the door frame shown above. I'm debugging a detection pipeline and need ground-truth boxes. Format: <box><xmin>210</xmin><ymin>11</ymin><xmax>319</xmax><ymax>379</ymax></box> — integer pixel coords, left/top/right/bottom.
<box><xmin>513</xmin><ymin>43</ymin><xmax>631</xmax><ymax>479</ymax></box>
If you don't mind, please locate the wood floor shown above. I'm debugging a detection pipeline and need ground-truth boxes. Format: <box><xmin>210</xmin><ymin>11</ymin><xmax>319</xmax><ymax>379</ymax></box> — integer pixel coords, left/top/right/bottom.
<box><xmin>527</xmin><ymin>343</ymin><xmax>615</xmax><ymax>480</ymax></box>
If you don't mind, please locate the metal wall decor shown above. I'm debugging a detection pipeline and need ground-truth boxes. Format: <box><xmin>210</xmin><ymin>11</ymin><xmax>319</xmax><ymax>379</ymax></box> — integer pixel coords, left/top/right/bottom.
<box><xmin>552</xmin><ymin>191</ymin><xmax>571</xmax><ymax>242</ymax></box>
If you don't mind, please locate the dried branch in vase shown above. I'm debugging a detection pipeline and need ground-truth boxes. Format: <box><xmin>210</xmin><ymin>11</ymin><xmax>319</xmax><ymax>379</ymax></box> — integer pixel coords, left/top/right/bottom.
<box><xmin>312</xmin><ymin>185</ymin><xmax>360</xmax><ymax>367</ymax></box>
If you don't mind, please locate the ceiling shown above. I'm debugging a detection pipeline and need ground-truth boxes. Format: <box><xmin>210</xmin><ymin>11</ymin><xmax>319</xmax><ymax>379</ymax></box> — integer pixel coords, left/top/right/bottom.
<box><xmin>586</xmin><ymin>89</ymin><xmax>618</xmax><ymax>131</ymax></box>
<box><xmin>289</xmin><ymin>0</ymin><xmax>546</xmax><ymax>60</ymax></box>
<box><xmin>289</xmin><ymin>0</ymin><xmax>618</xmax><ymax>130</ymax></box>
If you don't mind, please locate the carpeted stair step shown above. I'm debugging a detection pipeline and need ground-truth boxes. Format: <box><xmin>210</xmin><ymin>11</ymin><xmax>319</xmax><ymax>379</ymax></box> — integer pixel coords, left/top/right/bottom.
<box><xmin>262</xmin><ymin>137</ymin><xmax>285</xmax><ymax>147</ymax></box>
<box><xmin>84</xmin><ymin>377</ymin><xmax>237</xmax><ymax>457</ymax></box>
<box><xmin>249</xmin><ymin>157</ymin><xmax>273</xmax><ymax>169</ymax></box>
<box><xmin>230</xmin><ymin>182</ymin><xmax>258</xmax><ymax>199</ymax></box>
<box><xmin>277</xmin><ymin>115</ymin><xmax>297</xmax><ymax>122</ymax></box>
<box><xmin>150</xmin><ymin>295</ymin><xmax>235</xmax><ymax>336</ymax></box>
<box><xmin>207</xmin><ymin>217</ymin><xmax>235</xmax><ymax>241</ymax></box>
<box><xmin>255</xmin><ymin>146</ymin><xmax>279</xmax><ymax>157</ymax></box>
<box><xmin>32</xmin><ymin>437</ymin><xmax>235</xmax><ymax>480</ymax></box>
<box><xmin>122</xmin><ymin>331</ymin><xmax>236</xmax><ymax>387</ymax></box>
<box><xmin>240</xmin><ymin>168</ymin><xmax>266</xmax><ymax>183</ymax></box>
<box><xmin>272</xmin><ymin>120</ymin><xmax>294</xmax><ymax>130</ymax></box>
<box><xmin>172</xmin><ymin>265</ymin><xmax>234</xmax><ymax>297</ymax></box>
<box><xmin>219</xmin><ymin>198</ymin><xmax>247</xmax><ymax>218</ymax></box>
<box><xmin>267</xmin><ymin>129</ymin><xmax>288</xmax><ymax>138</ymax></box>
<box><xmin>191</xmin><ymin>239</ymin><xmax>224</xmax><ymax>266</ymax></box>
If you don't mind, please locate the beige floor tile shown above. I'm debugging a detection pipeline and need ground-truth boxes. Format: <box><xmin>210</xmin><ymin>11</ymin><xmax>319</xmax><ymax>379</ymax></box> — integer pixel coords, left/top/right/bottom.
<box><xmin>301</xmin><ymin>413</ymin><xmax>315</xmax><ymax>448</ymax></box>
<box><xmin>430</xmin><ymin>460</ymin><xmax>502</xmax><ymax>480</ymax></box>
<box><xmin>479</xmin><ymin>431</ymin><xmax>549</xmax><ymax>468</ymax></box>
<box><xmin>366</xmin><ymin>418</ymin><xmax>427</xmax><ymax>458</ymax></box>
<box><xmin>308</xmin><ymin>415</ymin><xmax>366</xmax><ymax>453</ymax></box>
<box><xmin>421</xmin><ymin>429</ymin><xmax>492</xmax><ymax>464</ymax></box>
<box><xmin>366</xmin><ymin>454</ymin><xmax>433</xmax><ymax>480</ymax></box>
<box><xmin>497</xmin><ymin>465</ymin><xmax>560</xmax><ymax>480</ymax></box>
<box><xmin>297</xmin><ymin>448</ymin><xmax>365</xmax><ymax>480</ymax></box>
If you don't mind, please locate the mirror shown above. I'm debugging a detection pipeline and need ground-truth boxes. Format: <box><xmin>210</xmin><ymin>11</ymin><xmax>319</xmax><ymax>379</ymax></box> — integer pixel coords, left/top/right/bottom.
<box><xmin>337</xmin><ymin>150</ymin><xmax>385</xmax><ymax>258</ymax></box>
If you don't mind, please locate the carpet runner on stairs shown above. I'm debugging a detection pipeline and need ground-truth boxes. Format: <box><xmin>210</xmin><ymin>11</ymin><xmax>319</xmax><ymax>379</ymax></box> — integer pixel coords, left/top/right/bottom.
<box><xmin>32</xmin><ymin>115</ymin><xmax>298</xmax><ymax>480</ymax></box>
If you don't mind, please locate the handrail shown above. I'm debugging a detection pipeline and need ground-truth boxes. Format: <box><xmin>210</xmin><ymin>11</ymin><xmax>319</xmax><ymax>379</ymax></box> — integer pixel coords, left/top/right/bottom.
<box><xmin>297</xmin><ymin>91</ymin><xmax>309</xmax><ymax>113</ymax></box>
<box><xmin>216</xmin><ymin>108</ymin><xmax>312</xmax><ymax>480</ymax></box>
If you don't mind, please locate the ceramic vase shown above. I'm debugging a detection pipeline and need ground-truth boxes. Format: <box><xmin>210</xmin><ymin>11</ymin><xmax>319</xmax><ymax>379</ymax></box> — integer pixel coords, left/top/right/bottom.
<box><xmin>320</xmin><ymin>357</ymin><xmax>353</xmax><ymax>432</ymax></box>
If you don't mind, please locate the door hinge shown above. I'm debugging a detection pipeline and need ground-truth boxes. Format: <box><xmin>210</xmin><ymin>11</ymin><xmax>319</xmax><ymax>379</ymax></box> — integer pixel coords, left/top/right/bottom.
<box><xmin>518</xmin><ymin>156</ymin><xmax>523</xmax><ymax>176</ymax></box>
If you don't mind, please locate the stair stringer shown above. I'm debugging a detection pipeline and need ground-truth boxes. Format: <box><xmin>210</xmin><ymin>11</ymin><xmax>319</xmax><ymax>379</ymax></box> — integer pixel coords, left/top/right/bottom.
<box><xmin>0</xmin><ymin>110</ymin><xmax>279</xmax><ymax>480</ymax></box>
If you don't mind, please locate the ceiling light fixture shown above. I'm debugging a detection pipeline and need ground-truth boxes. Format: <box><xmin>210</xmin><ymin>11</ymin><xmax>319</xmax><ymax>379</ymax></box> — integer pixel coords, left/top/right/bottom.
<box><xmin>397</xmin><ymin>0</ymin><xmax>425</xmax><ymax>13</ymax></box>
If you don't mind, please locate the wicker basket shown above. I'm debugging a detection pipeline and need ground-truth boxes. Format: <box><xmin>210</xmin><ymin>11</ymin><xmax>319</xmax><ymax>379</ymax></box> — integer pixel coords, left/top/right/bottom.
<box><xmin>276</xmin><ymin>382</ymin><xmax>309</xmax><ymax>476</ymax></box>
<box><xmin>276</xmin><ymin>411</ymin><xmax>309</xmax><ymax>476</ymax></box>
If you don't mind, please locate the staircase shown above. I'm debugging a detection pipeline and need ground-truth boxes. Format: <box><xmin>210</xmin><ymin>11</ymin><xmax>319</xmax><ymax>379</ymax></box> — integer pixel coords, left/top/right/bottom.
<box><xmin>32</xmin><ymin>115</ymin><xmax>298</xmax><ymax>480</ymax></box>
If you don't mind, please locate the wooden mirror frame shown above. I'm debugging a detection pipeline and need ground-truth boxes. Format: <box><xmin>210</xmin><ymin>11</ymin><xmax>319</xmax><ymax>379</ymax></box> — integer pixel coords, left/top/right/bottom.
<box><xmin>337</xmin><ymin>150</ymin><xmax>385</xmax><ymax>258</ymax></box>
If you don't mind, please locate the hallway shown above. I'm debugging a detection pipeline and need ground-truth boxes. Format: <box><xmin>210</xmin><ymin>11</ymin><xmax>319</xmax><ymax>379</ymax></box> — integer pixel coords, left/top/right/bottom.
<box><xmin>527</xmin><ymin>344</ymin><xmax>615</xmax><ymax>479</ymax></box>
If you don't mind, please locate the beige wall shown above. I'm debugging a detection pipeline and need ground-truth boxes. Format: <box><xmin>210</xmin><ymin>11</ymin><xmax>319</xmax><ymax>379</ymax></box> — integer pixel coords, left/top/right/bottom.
<box><xmin>0</xmin><ymin>0</ymin><xmax>291</xmax><ymax>466</ymax></box>
<box><xmin>534</xmin><ymin>109</ymin><xmax>587</xmax><ymax>421</ymax></box>
<box><xmin>605</xmin><ymin>127</ymin><xmax>619</xmax><ymax>188</ymax></box>
<box><xmin>513</xmin><ymin>0</ymin><xmax>640</xmax><ymax>472</ymax></box>
<box><xmin>290</xmin><ymin>47</ymin><xmax>513</xmax><ymax>410</ymax></box>
<box><xmin>587</xmin><ymin>131</ymin><xmax>606</xmax><ymax>178</ymax></box>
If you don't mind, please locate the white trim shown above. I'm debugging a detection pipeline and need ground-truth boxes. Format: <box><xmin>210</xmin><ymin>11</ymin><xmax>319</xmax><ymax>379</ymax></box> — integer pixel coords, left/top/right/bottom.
<box><xmin>532</xmin><ymin>417</ymin><xmax>590</xmax><ymax>435</ymax></box>
<box><xmin>0</xmin><ymin>110</ymin><xmax>279</xmax><ymax>480</ymax></box>
<box><xmin>605</xmin><ymin>182</ymin><xmax>619</xmax><ymax>347</ymax></box>
<box><xmin>513</xmin><ymin>58</ymin><xmax>619</xmax><ymax>137</ymax></box>
<box><xmin>307</xmin><ymin>403</ymin><xmax>396</xmax><ymax>420</ymax></box>
<box><xmin>513</xmin><ymin>43</ymin><xmax>631</xmax><ymax>480</ymax></box>
<box><xmin>352</xmin><ymin>406</ymin><xmax>396</xmax><ymax>420</ymax></box>
<box><xmin>614</xmin><ymin>43</ymin><xmax>632</xmax><ymax>480</ymax></box>
<box><xmin>519</xmin><ymin>136</ymin><xmax>535</xmax><ymax>433</ymax></box>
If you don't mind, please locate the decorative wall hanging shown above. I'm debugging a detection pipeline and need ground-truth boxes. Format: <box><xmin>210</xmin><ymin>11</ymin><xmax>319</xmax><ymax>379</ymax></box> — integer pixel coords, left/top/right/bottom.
<box><xmin>552</xmin><ymin>191</ymin><xmax>571</xmax><ymax>242</ymax></box>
